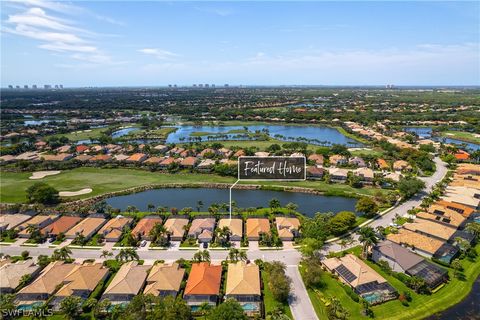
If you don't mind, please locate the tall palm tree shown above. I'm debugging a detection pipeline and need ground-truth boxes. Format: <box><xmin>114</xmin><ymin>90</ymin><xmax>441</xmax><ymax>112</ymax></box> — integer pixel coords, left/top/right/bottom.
<box><xmin>198</xmin><ymin>302</ymin><xmax>212</xmax><ymax>320</ymax></box>
<box><xmin>100</xmin><ymin>250</ymin><xmax>113</xmax><ymax>259</ymax></box>
<box><xmin>56</xmin><ymin>247</ymin><xmax>72</xmax><ymax>261</ymax></box>
<box><xmin>356</xmin><ymin>227</ymin><xmax>378</xmax><ymax>259</ymax></box>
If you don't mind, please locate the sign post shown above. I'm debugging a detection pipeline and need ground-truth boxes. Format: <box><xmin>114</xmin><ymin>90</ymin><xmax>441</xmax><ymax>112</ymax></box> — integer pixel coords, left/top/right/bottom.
<box><xmin>229</xmin><ymin>156</ymin><xmax>306</xmax><ymax>219</ymax></box>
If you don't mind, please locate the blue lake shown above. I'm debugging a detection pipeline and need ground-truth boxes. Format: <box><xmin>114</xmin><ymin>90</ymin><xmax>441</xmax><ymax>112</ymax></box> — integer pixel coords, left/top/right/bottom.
<box><xmin>165</xmin><ymin>125</ymin><xmax>362</xmax><ymax>146</ymax></box>
<box><xmin>105</xmin><ymin>188</ymin><xmax>358</xmax><ymax>217</ymax></box>
<box><xmin>404</xmin><ymin>127</ymin><xmax>480</xmax><ymax>151</ymax></box>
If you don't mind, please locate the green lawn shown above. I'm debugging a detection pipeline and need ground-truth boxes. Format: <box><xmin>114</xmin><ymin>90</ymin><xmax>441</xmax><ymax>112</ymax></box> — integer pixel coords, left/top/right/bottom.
<box><xmin>440</xmin><ymin>131</ymin><xmax>480</xmax><ymax>144</ymax></box>
<box><xmin>49</xmin><ymin>127</ymin><xmax>109</xmax><ymax>142</ymax></box>
<box><xmin>0</xmin><ymin>167</ymin><xmax>388</xmax><ymax>203</ymax></box>
<box><xmin>304</xmin><ymin>245</ymin><xmax>480</xmax><ymax>320</ymax></box>
<box><xmin>122</xmin><ymin>127</ymin><xmax>177</xmax><ymax>139</ymax></box>
<box><xmin>262</xmin><ymin>270</ymin><xmax>293</xmax><ymax>319</ymax></box>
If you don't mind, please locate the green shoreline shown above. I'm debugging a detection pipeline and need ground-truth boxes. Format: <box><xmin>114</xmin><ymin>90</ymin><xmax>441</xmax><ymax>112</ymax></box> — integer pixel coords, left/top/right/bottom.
<box><xmin>0</xmin><ymin>168</ymin><xmax>389</xmax><ymax>204</ymax></box>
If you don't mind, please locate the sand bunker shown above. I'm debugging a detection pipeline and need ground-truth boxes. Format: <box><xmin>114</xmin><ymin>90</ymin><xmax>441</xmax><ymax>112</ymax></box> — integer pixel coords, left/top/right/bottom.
<box><xmin>59</xmin><ymin>188</ymin><xmax>93</xmax><ymax>197</ymax></box>
<box><xmin>29</xmin><ymin>171</ymin><xmax>61</xmax><ymax>180</ymax></box>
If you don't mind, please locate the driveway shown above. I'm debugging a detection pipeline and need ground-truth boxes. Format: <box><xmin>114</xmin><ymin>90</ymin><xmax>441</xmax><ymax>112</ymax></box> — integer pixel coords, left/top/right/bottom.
<box><xmin>249</xmin><ymin>241</ymin><xmax>259</xmax><ymax>251</ymax></box>
<box><xmin>286</xmin><ymin>266</ymin><xmax>318</xmax><ymax>320</ymax></box>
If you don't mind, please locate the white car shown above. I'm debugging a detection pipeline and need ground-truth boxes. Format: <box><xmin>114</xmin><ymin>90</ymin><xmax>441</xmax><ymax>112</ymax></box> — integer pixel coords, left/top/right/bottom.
<box><xmin>140</xmin><ymin>240</ymin><xmax>147</xmax><ymax>247</ymax></box>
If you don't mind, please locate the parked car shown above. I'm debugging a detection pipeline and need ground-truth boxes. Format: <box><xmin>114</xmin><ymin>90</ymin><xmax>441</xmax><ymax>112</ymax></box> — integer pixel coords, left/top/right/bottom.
<box><xmin>203</xmin><ymin>242</ymin><xmax>208</xmax><ymax>249</ymax></box>
<box><xmin>140</xmin><ymin>240</ymin><xmax>147</xmax><ymax>247</ymax></box>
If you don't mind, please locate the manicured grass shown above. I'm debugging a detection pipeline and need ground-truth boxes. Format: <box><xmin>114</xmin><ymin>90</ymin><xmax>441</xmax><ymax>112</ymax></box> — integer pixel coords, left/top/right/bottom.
<box><xmin>85</xmin><ymin>234</ymin><xmax>104</xmax><ymax>247</ymax></box>
<box><xmin>0</xmin><ymin>168</ymin><xmax>235</xmax><ymax>203</ymax></box>
<box><xmin>440</xmin><ymin>131</ymin><xmax>480</xmax><ymax>144</ymax></box>
<box><xmin>304</xmin><ymin>245</ymin><xmax>480</xmax><ymax>320</ymax></box>
<box><xmin>0</xmin><ymin>167</ymin><xmax>390</xmax><ymax>203</ymax></box>
<box><xmin>49</xmin><ymin>127</ymin><xmax>109</xmax><ymax>141</ymax></box>
<box><xmin>262</xmin><ymin>270</ymin><xmax>293</xmax><ymax>319</ymax></box>
<box><xmin>123</xmin><ymin>127</ymin><xmax>177</xmax><ymax>139</ymax></box>
<box><xmin>335</xmin><ymin>126</ymin><xmax>370</xmax><ymax>144</ymax></box>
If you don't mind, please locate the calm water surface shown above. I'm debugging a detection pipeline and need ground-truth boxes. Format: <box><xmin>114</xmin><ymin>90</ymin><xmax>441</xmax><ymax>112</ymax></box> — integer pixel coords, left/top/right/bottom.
<box><xmin>105</xmin><ymin>188</ymin><xmax>358</xmax><ymax>217</ymax></box>
<box><xmin>404</xmin><ymin>127</ymin><xmax>480</xmax><ymax>151</ymax></box>
<box><xmin>165</xmin><ymin>125</ymin><xmax>361</xmax><ymax>146</ymax></box>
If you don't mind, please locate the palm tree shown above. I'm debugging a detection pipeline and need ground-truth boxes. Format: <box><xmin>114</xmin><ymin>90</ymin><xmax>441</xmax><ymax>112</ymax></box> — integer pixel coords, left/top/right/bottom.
<box><xmin>193</xmin><ymin>250</ymin><xmax>210</xmax><ymax>262</ymax></box>
<box><xmin>269</xmin><ymin>198</ymin><xmax>281</xmax><ymax>212</ymax></box>
<box><xmin>215</xmin><ymin>226</ymin><xmax>231</xmax><ymax>246</ymax></box>
<box><xmin>228</xmin><ymin>248</ymin><xmax>247</xmax><ymax>262</ymax></box>
<box><xmin>73</xmin><ymin>233</ymin><xmax>86</xmax><ymax>246</ymax></box>
<box><xmin>100</xmin><ymin>250</ymin><xmax>113</xmax><ymax>259</ymax></box>
<box><xmin>149</xmin><ymin>223</ymin><xmax>169</xmax><ymax>246</ymax></box>
<box><xmin>198</xmin><ymin>302</ymin><xmax>212</xmax><ymax>319</ymax></box>
<box><xmin>357</xmin><ymin>227</ymin><xmax>378</xmax><ymax>259</ymax></box>
<box><xmin>465</xmin><ymin>222</ymin><xmax>480</xmax><ymax>239</ymax></box>
<box><xmin>285</xmin><ymin>202</ymin><xmax>298</xmax><ymax>214</ymax></box>
<box><xmin>197</xmin><ymin>200</ymin><xmax>204</xmax><ymax>212</ymax></box>
<box><xmin>116</xmin><ymin>248</ymin><xmax>139</xmax><ymax>262</ymax></box>
<box><xmin>54</xmin><ymin>247</ymin><xmax>72</xmax><ymax>261</ymax></box>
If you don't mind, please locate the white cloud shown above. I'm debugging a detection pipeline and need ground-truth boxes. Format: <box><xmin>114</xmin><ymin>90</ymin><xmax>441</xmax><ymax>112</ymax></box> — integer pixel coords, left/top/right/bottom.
<box><xmin>138</xmin><ymin>48</ymin><xmax>179</xmax><ymax>60</ymax></box>
<box><xmin>3</xmin><ymin>0</ymin><xmax>118</xmax><ymax>65</ymax></box>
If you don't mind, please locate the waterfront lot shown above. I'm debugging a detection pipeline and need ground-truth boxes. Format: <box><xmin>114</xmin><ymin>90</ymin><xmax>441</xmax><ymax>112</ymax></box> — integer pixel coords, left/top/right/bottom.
<box><xmin>303</xmin><ymin>245</ymin><xmax>480</xmax><ymax>320</ymax></box>
<box><xmin>0</xmin><ymin>167</ymin><xmax>390</xmax><ymax>203</ymax></box>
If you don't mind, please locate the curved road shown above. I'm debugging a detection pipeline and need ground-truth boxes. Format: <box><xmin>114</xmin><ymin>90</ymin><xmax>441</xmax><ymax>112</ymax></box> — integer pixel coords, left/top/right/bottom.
<box><xmin>0</xmin><ymin>158</ymin><xmax>447</xmax><ymax>320</ymax></box>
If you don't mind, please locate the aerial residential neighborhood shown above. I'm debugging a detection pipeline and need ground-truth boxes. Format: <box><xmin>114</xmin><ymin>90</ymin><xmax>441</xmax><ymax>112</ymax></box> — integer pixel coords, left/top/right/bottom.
<box><xmin>1</xmin><ymin>0</ymin><xmax>479</xmax><ymax>320</ymax></box>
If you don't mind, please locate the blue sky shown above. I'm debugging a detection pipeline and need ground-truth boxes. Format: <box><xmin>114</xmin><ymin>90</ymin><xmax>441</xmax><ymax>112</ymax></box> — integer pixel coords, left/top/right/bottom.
<box><xmin>1</xmin><ymin>1</ymin><xmax>479</xmax><ymax>86</ymax></box>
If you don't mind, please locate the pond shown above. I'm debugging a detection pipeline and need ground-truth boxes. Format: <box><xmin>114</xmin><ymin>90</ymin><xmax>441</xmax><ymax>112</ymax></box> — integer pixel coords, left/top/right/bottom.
<box><xmin>105</xmin><ymin>188</ymin><xmax>358</xmax><ymax>217</ymax></box>
<box><xmin>23</xmin><ymin>119</ymin><xmax>64</xmax><ymax>126</ymax></box>
<box><xmin>403</xmin><ymin>127</ymin><xmax>480</xmax><ymax>151</ymax></box>
<box><xmin>165</xmin><ymin>125</ymin><xmax>362</xmax><ymax>146</ymax></box>
<box><xmin>426</xmin><ymin>275</ymin><xmax>480</xmax><ymax>320</ymax></box>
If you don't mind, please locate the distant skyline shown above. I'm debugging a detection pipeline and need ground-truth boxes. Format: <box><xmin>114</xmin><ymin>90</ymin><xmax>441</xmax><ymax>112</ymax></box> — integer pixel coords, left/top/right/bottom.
<box><xmin>1</xmin><ymin>1</ymin><xmax>479</xmax><ymax>87</ymax></box>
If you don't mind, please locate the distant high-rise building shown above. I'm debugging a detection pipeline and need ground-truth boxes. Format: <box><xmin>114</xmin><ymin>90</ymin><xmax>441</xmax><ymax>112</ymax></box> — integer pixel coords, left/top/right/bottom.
<box><xmin>32</xmin><ymin>85</ymin><xmax>37</xmax><ymax>89</ymax></box>
<box><xmin>224</xmin><ymin>84</ymin><xmax>229</xmax><ymax>87</ymax></box>
<box><xmin>168</xmin><ymin>84</ymin><xmax>172</xmax><ymax>88</ymax></box>
<box><xmin>205</xmin><ymin>84</ymin><xmax>209</xmax><ymax>88</ymax></box>
<box><xmin>24</xmin><ymin>85</ymin><xmax>29</xmax><ymax>89</ymax></box>
<box><xmin>173</xmin><ymin>84</ymin><xmax>177</xmax><ymax>88</ymax></box>
<box><xmin>211</xmin><ymin>84</ymin><xmax>215</xmax><ymax>88</ymax></box>
<box><xmin>59</xmin><ymin>85</ymin><xmax>63</xmax><ymax>89</ymax></box>
<box><xmin>54</xmin><ymin>85</ymin><xmax>59</xmax><ymax>89</ymax></box>
<box><xmin>15</xmin><ymin>85</ymin><xmax>20</xmax><ymax>89</ymax></box>
<box><xmin>8</xmin><ymin>85</ymin><xmax>13</xmax><ymax>89</ymax></box>
<box><xmin>198</xmin><ymin>84</ymin><xmax>203</xmax><ymax>88</ymax></box>
<box><xmin>193</xmin><ymin>84</ymin><xmax>197</xmax><ymax>87</ymax></box>
<box><xmin>44</xmin><ymin>85</ymin><xmax>51</xmax><ymax>89</ymax></box>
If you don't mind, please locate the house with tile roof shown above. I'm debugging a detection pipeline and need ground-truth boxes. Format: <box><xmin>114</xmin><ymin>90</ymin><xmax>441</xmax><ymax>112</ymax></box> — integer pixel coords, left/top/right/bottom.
<box><xmin>142</xmin><ymin>156</ymin><xmax>162</xmax><ymax>164</ymax></box>
<box><xmin>225</xmin><ymin>262</ymin><xmax>261</xmax><ymax>316</ymax></box>
<box><xmin>40</xmin><ymin>153</ymin><xmax>74</xmax><ymax>162</ymax></box>
<box><xmin>393</xmin><ymin>160</ymin><xmax>412</xmax><ymax>172</ymax></box>
<box><xmin>0</xmin><ymin>260</ymin><xmax>41</xmax><ymax>293</ymax></box>
<box><xmin>51</xmin><ymin>263</ymin><xmax>109</xmax><ymax>309</ymax></box>
<box><xmin>74</xmin><ymin>154</ymin><xmax>92</xmax><ymax>162</ymax></box>
<box><xmin>0</xmin><ymin>213</ymin><xmax>35</xmax><ymax>231</ymax></box>
<box><xmin>41</xmin><ymin>216</ymin><xmax>83</xmax><ymax>237</ymax></box>
<box><xmin>403</xmin><ymin>220</ymin><xmax>457</xmax><ymax>242</ymax></box>
<box><xmin>372</xmin><ymin>240</ymin><xmax>447</xmax><ymax>289</ymax></box>
<box><xmin>16</xmin><ymin>262</ymin><xmax>77</xmax><ymax>307</ymax></box>
<box><xmin>217</xmin><ymin>218</ymin><xmax>243</xmax><ymax>241</ymax></box>
<box><xmin>188</xmin><ymin>218</ymin><xmax>216</xmax><ymax>243</ymax></box>
<box><xmin>65</xmin><ymin>217</ymin><xmax>107</xmax><ymax>240</ymax></box>
<box><xmin>89</xmin><ymin>154</ymin><xmax>112</xmax><ymax>162</ymax></box>
<box><xmin>377</xmin><ymin>159</ymin><xmax>389</xmax><ymax>170</ymax></box>
<box><xmin>101</xmin><ymin>261</ymin><xmax>149</xmax><ymax>305</ymax></box>
<box><xmin>163</xmin><ymin>218</ymin><xmax>189</xmax><ymax>241</ymax></box>
<box><xmin>307</xmin><ymin>166</ymin><xmax>324</xmax><ymax>180</ymax></box>
<box><xmin>98</xmin><ymin>216</ymin><xmax>133</xmax><ymax>242</ymax></box>
<box><xmin>329</xmin><ymin>154</ymin><xmax>347</xmax><ymax>166</ymax></box>
<box><xmin>180</xmin><ymin>156</ymin><xmax>197</xmax><ymax>168</ymax></box>
<box><xmin>132</xmin><ymin>216</ymin><xmax>163</xmax><ymax>240</ymax></box>
<box><xmin>275</xmin><ymin>217</ymin><xmax>300</xmax><ymax>241</ymax></box>
<box><xmin>126</xmin><ymin>153</ymin><xmax>148</xmax><ymax>163</ymax></box>
<box><xmin>197</xmin><ymin>159</ymin><xmax>216</xmax><ymax>172</ymax></box>
<box><xmin>246</xmin><ymin>218</ymin><xmax>271</xmax><ymax>241</ymax></box>
<box><xmin>308</xmin><ymin>154</ymin><xmax>324</xmax><ymax>165</ymax></box>
<box><xmin>328</xmin><ymin>167</ymin><xmax>349</xmax><ymax>183</ymax></box>
<box><xmin>387</xmin><ymin>229</ymin><xmax>458</xmax><ymax>263</ymax></box>
<box><xmin>436</xmin><ymin>200</ymin><xmax>475</xmax><ymax>218</ymax></box>
<box><xmin>144</xmin><ymin>263</ymin><xmax>185</xmax><ymax>297</ymax></box>
<box><xmin>17</xmin><ymin>215</ymin><xmax>59</xmax><ymax>238</ymax></box>
<box><xmin>322</xmin><ymin>254</ymin><xmax>397</xmax><ymax>304</ymax></box>
<box><xmin>184</xmin><ymin>262</ymin><xmax>222</xmax><ymax>307</ymax></box>
<box><xmin>354</xmin><ymin>167</ymin><xmax>375</xmax><ymax>184</ymax></box>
